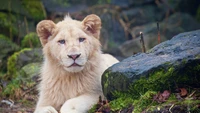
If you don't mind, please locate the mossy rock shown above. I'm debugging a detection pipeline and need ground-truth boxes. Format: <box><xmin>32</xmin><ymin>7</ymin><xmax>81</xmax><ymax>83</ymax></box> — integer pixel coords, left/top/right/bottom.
<box><xmin>19</xmin><ymin>62</ymin><xmax>41</xmax><ymax>80</ymax></box>
<box><xmin>101</xmin><ymin>30</ymin><xmax>200</xmax><ymax>112</ymax></box>
<box><xmin>0</xmin><ymin>34</ymin><xmax>19</xmax><ymax>72</ymax></box>
<box><xmin>21</xmin><ymin>32</ymin><xmax>41</xmax><ymax>48</ymax></box>
<box><xmin>7</xmin><ymin>48</ymin><xmax>43</xmax><ymax>79</ymax></box>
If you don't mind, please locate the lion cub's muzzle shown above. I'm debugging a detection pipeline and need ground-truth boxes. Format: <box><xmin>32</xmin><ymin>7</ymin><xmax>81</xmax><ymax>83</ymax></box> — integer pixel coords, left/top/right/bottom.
<box><xmin>67</xmin><ymin>53</ymin><xmax>83</xmax><ymax>67</ymax></box>
<box><xmin>67</xmin><ymin>54</ymin><xmax>81</xmax><ymax>60</ymax></box>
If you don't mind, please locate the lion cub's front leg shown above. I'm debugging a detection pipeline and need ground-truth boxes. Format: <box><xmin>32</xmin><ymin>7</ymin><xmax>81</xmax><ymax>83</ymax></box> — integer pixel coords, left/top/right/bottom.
<box><xmin>35</xmin><ymin>106</ymin><xmax>58</xmax><ymax>113</ymax></box>
<box><xmin>60</xmin><ymin>94</ymin><xmax>99</xmax><ymax>113</ymax></box>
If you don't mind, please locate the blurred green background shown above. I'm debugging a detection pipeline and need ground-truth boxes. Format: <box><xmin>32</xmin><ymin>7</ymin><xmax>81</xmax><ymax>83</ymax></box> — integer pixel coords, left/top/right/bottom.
<box><xmin>0</xmin><ymin>0</ymin><xmax>200</xmax><ymax>112</ymax></box>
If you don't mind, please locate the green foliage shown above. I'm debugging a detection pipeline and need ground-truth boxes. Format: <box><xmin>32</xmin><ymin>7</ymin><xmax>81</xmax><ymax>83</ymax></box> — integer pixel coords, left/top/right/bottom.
<box><xmin>88</xmin><ymin>104</ymin><xmax>97</xmax><ymax>113</ymax></box>
<box><xmin>0</xmin><ymin>34</ymin><xmax>19</xmax><ymax>59</ymax></box>
<box><xmin>0</xmin><ymin>12</ymin><xmax>18</xmax><ymax>37</ymax></box>
<box><xmin>2</xmin><ymin>79</ymin><xmax>21</xmax><ymax>98</ymax></box>
<box><xmin>21</xmin><ymin>0</ymin><xmax>46</xmax><ymax>21</ymax></box>
<box><xmin>109</xmin><ymin>96</ymin><xmax>134</xmax><ymax>111</ymax></box>
<box><xmin>7</xmin><ymin>48</ymin><xmax>32</xmax><ymax>79</ymax></box>
<box><xmin>127</xmin><ymin>68</ymin><xmax>175</xmax><ymax>99</ymax></box>
<box><xmin>145</xmin><ymin>98</ymin><xmax>200</xmax><ymax>112</ymax></box>
<box><xmin>133</xmin><ymin>91</ymin><xmax>157</xmax><ymax>112</ymax></box>
<box><xmin>21</xmin><ymin>32</ymin><xmax>41</xmax><ymax>48</ymax></box>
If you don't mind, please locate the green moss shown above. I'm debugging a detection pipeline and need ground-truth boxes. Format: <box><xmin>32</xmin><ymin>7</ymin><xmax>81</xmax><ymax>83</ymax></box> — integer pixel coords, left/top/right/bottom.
<box><xmin>88</xmin><ymin>104</ymin><xmax>98</xmax><ymax>113</ymax></box>
<box><xmin>108</xmin><ymin>91</ymin><xmax>156</xmax><ymax>112</ymax></box>
<box><xmin>7</xmin><ymin>48</ymin><xmax>32</xmax><ymax>79</ymax></box>
<box><xmin>127</xmin><ymin>67</ymin><xmax>174</xmax><ymax>99</ymax></box>
<box><xmin>2</xmin><ymin>79</ymin><xmax>21</xmax><ymax>98</ymax></box>
<box><xmin>146</xmin><ymin>99</ymin><xmax>200</xmax><ymax>112</ymax></box>
<box><xmin>133</xmin><ymin>91</ymin><xmax>157</xmax><ymax>112</ymax></box>
<box><xmin>103</xmin><ymin>73</ymin><xmax>109</xmax><ymax>90</ymax></box>
<box><xmin>18</xmin><ymin>98</ymin><xmax>35</xmax><ymax>108</ymax></box>
<box><xmin>110</xmin><ymin>96</ymin><xmax>134</xmax><ymax>111</ymax></box>
<box><xmin>21</xmin><ymin>32</ymin><xmax>41</xmax><ymax>48</ymax></box>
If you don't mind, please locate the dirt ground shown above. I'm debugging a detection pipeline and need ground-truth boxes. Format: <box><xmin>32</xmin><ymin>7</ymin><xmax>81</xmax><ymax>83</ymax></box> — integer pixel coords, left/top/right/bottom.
<box><xmin>0</xmin><ymin>98</ymin><xmax>36</xmax><ymax>113</ymax></box>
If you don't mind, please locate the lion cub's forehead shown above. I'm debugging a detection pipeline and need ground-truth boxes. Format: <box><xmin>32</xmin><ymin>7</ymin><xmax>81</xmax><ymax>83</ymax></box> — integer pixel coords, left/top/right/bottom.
<box><xmin>55</xmin><ymin>19</ymin><xmax>86</xmax><ymax>38</ymax></box>
<box><xmin>57</xmin><ymin>18</ymin><xmax>83</xmax><ymax>29</ymax></box>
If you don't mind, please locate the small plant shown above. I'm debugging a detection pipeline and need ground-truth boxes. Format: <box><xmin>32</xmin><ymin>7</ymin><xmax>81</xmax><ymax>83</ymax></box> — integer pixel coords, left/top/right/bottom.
<box><xmin>21</xmin><ymin>32</ymin><xmax>41</xmax><ymax>48</ymax></box>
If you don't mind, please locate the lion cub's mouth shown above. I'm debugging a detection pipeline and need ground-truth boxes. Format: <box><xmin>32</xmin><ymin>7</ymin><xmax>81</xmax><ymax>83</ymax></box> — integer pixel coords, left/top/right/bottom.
<box><xmin>68</xmin><ymin>63</ymin><xmax>82</xmax><ymax>67</ymax></box>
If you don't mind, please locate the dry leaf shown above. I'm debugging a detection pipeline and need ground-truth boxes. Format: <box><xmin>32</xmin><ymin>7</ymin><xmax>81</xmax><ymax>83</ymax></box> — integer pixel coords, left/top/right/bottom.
<box><xmin>179</xmin><ymin>88</ymin><xmax>187</xmax><ymax>97</ymax></box>
<box><xmin>153</xmin><ymin>90</ymin><xmax>171</xmax><ymax>103</ymax></box>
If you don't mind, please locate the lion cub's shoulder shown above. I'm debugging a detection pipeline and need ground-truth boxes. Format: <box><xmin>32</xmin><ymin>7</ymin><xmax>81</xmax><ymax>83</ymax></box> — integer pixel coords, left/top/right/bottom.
<box><xmin>101</xmin><ymin>54</ymin><xmax>119</xmax><ymax>68</ymax></box>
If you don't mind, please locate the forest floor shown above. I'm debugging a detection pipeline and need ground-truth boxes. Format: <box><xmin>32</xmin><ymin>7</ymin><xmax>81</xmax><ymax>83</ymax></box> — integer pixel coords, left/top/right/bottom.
<box><xmin>0</xmin><ymin>97</ymin><xmax>36</xmax><ymax>113</ymax></box>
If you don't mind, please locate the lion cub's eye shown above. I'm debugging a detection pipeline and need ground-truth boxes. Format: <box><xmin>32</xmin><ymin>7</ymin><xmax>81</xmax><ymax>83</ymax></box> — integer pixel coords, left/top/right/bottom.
<box><xmin>58</xmin><ymin>39</ymin><xmax>65</xmax><ymax>44</ymax></box>
<box><xmin>79</xmin><ymin>38</ymin><xmax>85</xmax><ymax>42</ymax></box>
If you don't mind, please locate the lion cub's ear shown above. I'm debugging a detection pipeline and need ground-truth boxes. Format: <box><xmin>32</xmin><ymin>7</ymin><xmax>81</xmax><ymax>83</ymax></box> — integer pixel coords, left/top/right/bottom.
<box><xmin>82</xmin><ymin>14</ymin><xmax>101</xmax><ymax>39</ymax></box>
<box><xmin>36</xmin><ymin>20</ymin><xmax>56</xmax><ymax>46</ymax></box>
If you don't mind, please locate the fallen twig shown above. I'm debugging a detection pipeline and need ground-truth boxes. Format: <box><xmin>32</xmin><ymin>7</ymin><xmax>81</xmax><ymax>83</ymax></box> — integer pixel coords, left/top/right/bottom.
<box><xmin>140</xmin><ymin>32</ymin><xmax>146</xmax><ymax>53</ymax></box>
<box><xmin>169</xmin><ymin>104</ymin><xmax>175</xmax><ymax>113</ymax></box>
<box><xmin>157</xmin><ymin>22</ymin><xmax>161</xmax><ymax>44</ymax></box>
<box><xmin>22</xmin><ymin>84</ymin><xmax>37</xmax><ymax>97</ymax></box>
<box><xmin>119</xmin><ymin>18</ymin><xmax>135</xmax><ymax>39</ymax></box>
<box><xmin>1</xmin><ymin>99</ymin><xmax>14</xmax><ymax>107</ymax></box>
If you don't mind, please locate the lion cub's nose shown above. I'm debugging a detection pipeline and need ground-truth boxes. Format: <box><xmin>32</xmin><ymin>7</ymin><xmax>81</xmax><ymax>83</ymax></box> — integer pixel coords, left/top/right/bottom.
<box><xmin>67</xmin><ymin>54</ymin><xmax>81</xmax><ymax>60</ymax></box>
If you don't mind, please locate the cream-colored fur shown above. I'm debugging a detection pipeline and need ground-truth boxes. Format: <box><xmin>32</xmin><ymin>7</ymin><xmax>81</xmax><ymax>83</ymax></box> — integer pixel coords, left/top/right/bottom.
<box><xmin>34</xmin><ymin>14</ymin><xmax>119</xmax><ymax>113</ymax></box>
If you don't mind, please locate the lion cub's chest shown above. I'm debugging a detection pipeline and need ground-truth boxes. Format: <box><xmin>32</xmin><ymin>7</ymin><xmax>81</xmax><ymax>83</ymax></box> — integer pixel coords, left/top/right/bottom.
<box><xmin>55</xmin><ymin>75</ymin><xmax>85</xmax><ymax>99</ymax></box>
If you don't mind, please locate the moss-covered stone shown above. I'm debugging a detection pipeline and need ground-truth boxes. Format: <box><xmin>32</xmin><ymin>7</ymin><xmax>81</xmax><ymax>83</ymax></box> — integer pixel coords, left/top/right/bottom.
<box><xmin>19</xmin><ymin>62</ymin><xmax>41</xmax><ymax>79</ymax></box>
<box><xmin>7</xmin><ymin>48</ymin><xmax>31</xmax><ymax>79</ymax></box>
<box><xmin>0</xmin><ymin>34</ymin><xmax>19</xmax><ymax>72</ymax></box>
<box><xmin>101</xmin><ymin>59</ymin><xmax>200</xmax><ymax>112</ymax></box>
<box><xmin>21</xmin><ymin>32</ymin><xmax>41</xmax><ymax>48</ymax></box>
<box><xmin>7</xmin><ymin>48</ymin><xmax>42</xmax><ymax>79</ymax></box>
<box><xmin>101</xmin><ymin>30</ymin><xmax>200</xmax><ymax>112</ymax></box>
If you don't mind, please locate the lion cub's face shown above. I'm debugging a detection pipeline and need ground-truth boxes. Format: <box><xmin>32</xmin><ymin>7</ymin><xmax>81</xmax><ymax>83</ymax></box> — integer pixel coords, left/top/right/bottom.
<box><xmin>37</xmin><ymin>14</ymin><xmax>101</xmax><ymax>72</ymax></box>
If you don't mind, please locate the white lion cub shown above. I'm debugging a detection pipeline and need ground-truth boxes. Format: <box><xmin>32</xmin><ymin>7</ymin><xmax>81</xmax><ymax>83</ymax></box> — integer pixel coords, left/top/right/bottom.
<box><xmin>34</xmin><ymin>14</ymin><xmax>119</xmax><ymax>113</ymax></box>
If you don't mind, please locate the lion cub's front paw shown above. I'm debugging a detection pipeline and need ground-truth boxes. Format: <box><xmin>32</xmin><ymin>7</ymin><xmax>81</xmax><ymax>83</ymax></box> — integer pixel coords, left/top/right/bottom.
<box><xmin>60</xmin><ymin>100</ymin><xmax>84</xmax><ymax>113</ymax></box>
<box><xmin>36</xmin><ymin>106</ymin><xmax>58</xmax><ymax>113</ymax></box>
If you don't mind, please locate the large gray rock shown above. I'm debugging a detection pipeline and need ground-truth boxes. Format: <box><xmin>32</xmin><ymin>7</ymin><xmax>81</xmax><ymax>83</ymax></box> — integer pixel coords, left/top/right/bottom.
<box><xmin>102</xmin><ymin>29</ymin><xmax>200</xmax><ymax>99</ymax></box>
